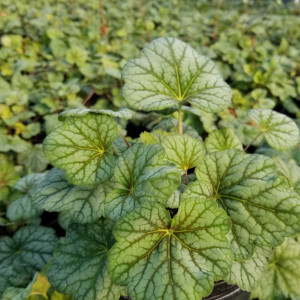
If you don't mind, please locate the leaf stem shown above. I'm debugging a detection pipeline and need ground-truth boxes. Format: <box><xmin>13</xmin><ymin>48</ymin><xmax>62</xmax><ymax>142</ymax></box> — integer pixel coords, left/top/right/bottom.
<box><xmin>178</xmin><ymin>102</ymin><xmax>183</xmax><ymax>134</ymax></box>
<box><xmin>117</xmin><ymin>126</ymin><xmax>131</xmax><ymax>148</ymax></box>
<box><xmin>244</xmin><ymin>131</ymin><xmax>263</xmax><ymax>152</ymax></box>
<box><xmin>185</xmin><ymin>170</ymin><xmax>188</xmax><ymax>185</ymax></box>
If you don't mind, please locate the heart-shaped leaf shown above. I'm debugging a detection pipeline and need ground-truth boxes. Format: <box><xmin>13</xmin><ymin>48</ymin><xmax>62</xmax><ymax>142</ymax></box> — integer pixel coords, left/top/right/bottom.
<box><xmin>225</xmin><ymin>246</ymin><xmax>271</xmax><ymax>291</ymax></box>
<box><xmin>186</xmin><ymin>149</ymin><xmax>300</xmax><ymax>259</ymax></box>
<box><xmin>273</xmin><ymin>156</ymin><xmax>300</xmax><ymax>195</ymax></box>
<box><xmin>43</xmin><ymin>114</ymin><xmax>117</xmax><ymax>186</ymax></box>
<box><xmin>47</xmin><ymin>219</ymin><xmax>126</xmax><ymax>300</ymax></box>
<box><xmin>122</xmin><ymin>37</ymin><xmax>232</xmax><ymax>113</ymax></box>
<box><xmin>252</xmin><ymin>238</ymin><xmax>300</xmax><ymax>300</ymax></box>
<box><xmin>105</xmin><ymin>143</ymin><xmax>181</xmax><ymax>220</ymax></box>
<box><xmin>58</xmin><ymin>108</ymin><xmax>135</xmax><ymax>121</ymax></box>
<box><xmin>0</xmin><ymin>226</ymin><xmax>57</xmax><ymax>295</ymax></box>
<box><xmin>33</xmin><ymin>168</ymin><xmax>118</xmax><ymax>224</ymax></box>
<box><xmin>108</xmin><ymin>198</ymin><xmax>232</xmax><ymax>300</ymax></box>
<box><xmin>249</xmin><ymin>109</ymin><xmax>300</xmax><ymax>150</ymax></box>
<box><xmin>162</xmin><ymin>134</ymin><xmax>205</xmax><ymax>171</ymax></box>
<box><xmin>205</xmin><ymin>128</ymin><xmax>243</xmax><ymax>153</ymax></box>
<box><xmin>7</xmin><ymin>173</ymin><xmax>46</xmax><ymax>221</ymax></box>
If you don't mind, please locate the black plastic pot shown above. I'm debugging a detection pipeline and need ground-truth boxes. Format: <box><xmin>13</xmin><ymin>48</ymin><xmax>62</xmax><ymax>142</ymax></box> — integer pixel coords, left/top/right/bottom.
<box><xmin>119</xmin><ymin>281</ymin><xmax>250</xmax><ymax>300</ymax></box>
<box><xmin>204</xmin><ymin>281</ymin><xmax>250</xmax><ymax>300</ymax></box>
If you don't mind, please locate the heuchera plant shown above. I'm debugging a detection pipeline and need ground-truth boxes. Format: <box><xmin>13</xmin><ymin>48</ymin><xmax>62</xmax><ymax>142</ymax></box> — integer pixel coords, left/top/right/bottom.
<box><xmin>20</xmin><ymin>37</ymin><xmax>300</xmax><ymax>299</ymax></box>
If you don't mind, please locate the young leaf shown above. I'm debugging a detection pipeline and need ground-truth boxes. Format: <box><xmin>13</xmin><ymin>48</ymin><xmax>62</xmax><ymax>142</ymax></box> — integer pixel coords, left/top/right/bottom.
<box><xmin>108</xmin><ymin>198</ymin><xmax>232</xmax><ymax>300</ymax></box>
<box><xmin>273</xmin><ymin>156</ymin><xmax>300</xmax><ymax>195</ymax></box>
<box><xmin>122</xmin><ymin>37</ymin><xmax>232</xmax><ymax>113</ymax></box>
<box><xmin>43</xmin><ymin>114</ymin><xmax>117</xmax><ymax>186</ymax></box>
<box><xmin>153</xmin><ymin>118</ymin><xmax>200</xmax><ymax>139</ymax></box>
<box><xmin>205</xmin><ymin>128</ymin><xmax>243</xmax><ymax>153</ymax></box>
<box><xmin>58</xmin><ymin>108</ymin><xmax>135</xmax><ymax>121</ymax></box>
<box><xmin>33</xmin><ymin>168</ymin><xmax>118</xmax><ymax>224</ymax></box>
<box><xmin>47</xmin><ymin>219</ymin><xmax>126</xmax><ymax>300</ymax></box>
<box><xmin>0</xmin><ymin>226</ymin><xmax>57</xmax><ymax>295</ymax></box>
<box><xmin>193</xmin><ymin>150</ymin><xmax>300</xmax><ymax>259</ymax></box>
<box><xmin>225</xmin><ymin>246</ymin><xmax>271</xmax><ymax>292</ymax></box>
<box><xmin>252</xmin><ymin>238</ymin><xmax>300</xmax><ymax>300</ymax></box>
<box><xmin>7</xmin><ymin>173</ymin><xmax>46</xmax><ymax>222</ymax></box>
<box><xmin>249</xmin><ymin>109</ymin><xmax>300</xmax><ymax>150</ymax></box>
<box><xmin>105</xmin><ymin>143</ymin><xmax>181</xmax><ymax>220</ymax></box>
<box><xmin>162</xmin><ymin>134</ymin><xmax>205</xmax><ymax>171</ymax></box>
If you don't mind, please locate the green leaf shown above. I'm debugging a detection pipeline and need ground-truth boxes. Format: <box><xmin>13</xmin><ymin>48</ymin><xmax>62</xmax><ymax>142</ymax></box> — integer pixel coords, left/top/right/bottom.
<box><xmin>43</xmin><ymin>114</ymin><xmax>117</xmax><ymax>186</ymax></box>
<box><xmin>105</xmin><ymin>143</ymin><xmax>181</xmax><ymax>221</ymax></box>
<box><xmin>0</xmin><ymin>155</ymin><xmax>19</xmax><ymax>201</ymax></box>
<box><xmin>17</xmin><ymin>144</ymin><xmax>49</xmax><ymax>173</ymax></box>
<box><xmin>21</xmin><ymin>123</ymin><xmax>41</xmax><ymax>139</ymax></box>
<box><xmin>33</xmin><ymin>168</ymin><xmax>118</xmax><ymax>224</ymax></box>
<box><xmin>205</xmin><ymin>128</ymin><xmax>243</xmax><ymax>153</ymax></box>
<box><xmin>0</xmin><ymin>226</ymin><xmax>57</xmax><ymax>295</ymax></box>
<box><xmin>252</xmin><ymin>238</ymin><xmax>300</xmax><ymax>300</ymax></box>
<box><xmin>249</xmin><ymin>109</ymin><xmax>300</xmax><ymax>150</ymax></box>
<box><xmin>7</xmin><ymin>173</ymin><xmax>46</xmax><ymax>222</ymax></box>
<box><xmin>47</xmin><ymin>220</ymin><xmax>126</xmax><ymax>300</ymax></box>
<box><xmin>273</xmin><ymin>156</ymin><xmax>300</xmax><ymax>195</ymax></box>
<box><xmin>58</xmin><ymin>108</ymin><xmax>135</xmax><ymax>121</ymax></box>
<box><xmin>152</xmin><ymin>118</ymin><xmax>200</xmax><ymax>139</ymax></box>
<box><xmin>225</xmin><ymin>246</ymin><xmax>271</xmax><ymax>291</ymax></box>
<box><xmin>50</xmin><ymin>39</ymin><xmax>68</xmax><ymax>58</ymax></box>
<box><xmin>0</xmin><ymin>134</ymin><xmax>31</xmax><ymax>153</ymax></box>
<box><xmin>108</xmin><ymin>198</ymin><xmax>232</xmax><ymax>300</ymax></box>
<box><xmin>122</xmin><ymin>37</ymin><xmax>232</xmax><ymax>112</ymax></box>
<box><xmin>193</xmin><ymin>150</ymin><xmax>300</xmax><ymax>259</ymax></box>
<box><xmin>162</xmin><ymin>134</ymin><xmax>205</xmax><ymax>171</ymax></box>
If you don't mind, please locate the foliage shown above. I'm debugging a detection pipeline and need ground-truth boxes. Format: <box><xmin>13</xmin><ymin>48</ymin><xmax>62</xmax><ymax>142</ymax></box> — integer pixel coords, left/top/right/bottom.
<box><xmin>1</xmin><ymin>1</ymin><xmax>300</xmax><ymax>300</ymax></box>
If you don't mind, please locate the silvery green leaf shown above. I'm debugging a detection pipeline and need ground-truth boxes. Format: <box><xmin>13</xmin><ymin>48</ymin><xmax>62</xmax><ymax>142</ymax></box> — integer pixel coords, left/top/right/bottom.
<box><xmin>58</xmin><ymin>108</ymin><xmax>135</xmax><ymax>121</ymax></box>
<box><xmin>122</xmin><ymin>37</ymin><xmax>232</xmax><ymax>112</ymax></box>
<box><xmin>7</xmin><ymin>173</ymin><xmax>46</xmax><ymax>222</ymax></box>
<box><xmin>252</xmin><ymin>238</ymin><xmax>300</xmax><ymax>300</ymax></box>
<box><xmin>249</xmin><ymin>109</ymin><xmax>300</xmax><ymax>150</ymax></box>
<box><xmin>273</xmin><ymin>156</ymin><xmax>300</xmax><ymax>195</ymax></box>
<box><xmin>108</xmin><ymin>198</ymin><xmax>232</xmax><ymax>300</ymax></box>
<box><xmin>0</xmin><ymin>226</ymin><xmax>57</xmax><ymax>295</ymax></box>
<box><xmin>43</xmin><ymin>114</ymin><xmax>117</xmax><ymax>186</ymax></box>
<box><xmin>195</xmin><ymin>149</ymin><xmax>300</xmax><ymax>259</ymax></box>
<box><xmin>226</xmin><ymin>246</ymin><xmax>271</xmax><ymax>291</ymax></box>
<box><xmin>205</xmin><ymin>128</ymin><xmax>243</xmax><ymax>153</ymax></box>
<box><xmin>105</xmin><ymin>143</ymin><xmax>181</xmax><ymax>220</ymax></box>
<box><xmin>47</xmin><ymin>220</ymin><xmax>126</xmax><ymax>300</ymax></box>
<box><xmin>33</xmin><ymin>168</ymin><xmax>118</xmax><ymax>224</ymax></box>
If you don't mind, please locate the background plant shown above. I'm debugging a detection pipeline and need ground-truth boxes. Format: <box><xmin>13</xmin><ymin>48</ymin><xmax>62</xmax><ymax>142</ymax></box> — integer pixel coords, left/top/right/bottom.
<box><xmin>1</xmin><ymin>1</ymin><xmax>300</xmax><ymax>300</ymax></box>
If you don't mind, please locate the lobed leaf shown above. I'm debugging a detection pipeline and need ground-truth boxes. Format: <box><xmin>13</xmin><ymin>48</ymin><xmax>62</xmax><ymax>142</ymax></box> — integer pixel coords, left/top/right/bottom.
<box><xmin>162</xmin><ymin>134</ymin><xmax>205</xmax><ymax>171</ymax></box>
<box><xmin>58</xmin><ymin>108</ymin><xmax>135</xmax><ymax>121</ymax></box>
<box><xmin>249</xmin><ymin>109</ymin><xmax>300</xmax><ymax>150</ymax></box>
<box><xmin>108</xmin><ymin>198</ymin><xmax>232</xmax><ymax>300</ymax></box>
<box><xmin>205</xmin><ymin>128</ymin><xmax>243</xmax><ymax>153</ymax></box>
<box><xmin>7</xmin><ymin>173</ymin><xmax>46</xmax><ymax>221</ymax></box>
<box><xmin>0</xmin><ymin>226</ymin><xmax>58</xmax><ymax>295</ymax></box>
<box><xmin>122</xmin><ymin>37</ymin><xmax>232</xmax><ymax>112</ymax></box>
<box><xmin>47</xmin><ymin>219</ymin><xmax>125</xmax><ymax>300</ymax></box>
<box><xmin>43</xmin><ymin>114</ymin><xmax>117</xmax><ymax>186</ymax></box>
<box><xmin>225</xmin><ymin>246</ymin><xmax>271</xmax><ymax>291</ymax></box>
<box><xmin>33</xmin><ymin>168</ymin><xmax>118</xmax><ymax>224</ymax></box>
<box><xmin>252</xmin><ymin>238</ymin><xmax>300</xmax><ymax>300</ymax></box>
<box><xmin>191</xmin><ymin>150</ymin><xmax>300</xmax><ymax>259</ymax></box>
<box><xmin>105</xmin><ymin>143</ymin><xmax>181</xmax><ymax>220</ymax></box>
